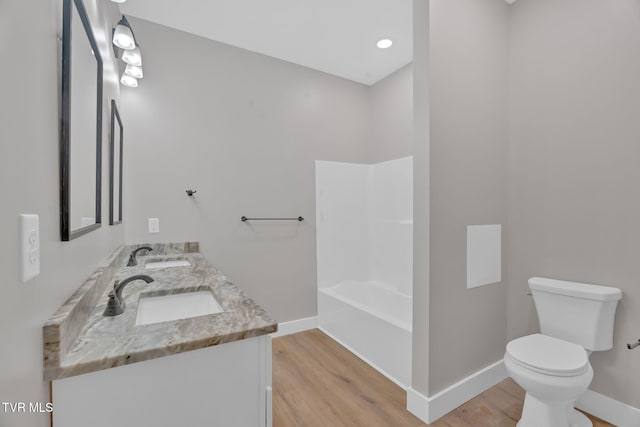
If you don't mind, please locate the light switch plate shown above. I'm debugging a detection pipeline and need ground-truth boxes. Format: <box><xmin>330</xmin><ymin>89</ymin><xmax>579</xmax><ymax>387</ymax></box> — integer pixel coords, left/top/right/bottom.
<box><xmin>148</xmin><ymin>218</ymin><xmax>160</xmax><ymax>234</ymax></box>
<box><xmin>20</xmin><ymin>214</ymin><xmax>40</xmax><ymax>283</ymax></box>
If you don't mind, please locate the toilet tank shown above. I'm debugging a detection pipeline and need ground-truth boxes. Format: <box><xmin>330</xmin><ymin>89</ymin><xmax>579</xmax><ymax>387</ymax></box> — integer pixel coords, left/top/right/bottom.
<box><xmin>529</xmin><ymin>277</ymin><xmax>622</xmax><ymax>351</ymax></box>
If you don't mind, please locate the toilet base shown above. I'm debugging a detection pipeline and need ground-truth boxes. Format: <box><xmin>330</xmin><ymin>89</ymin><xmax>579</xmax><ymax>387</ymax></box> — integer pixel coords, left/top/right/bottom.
<box><xmin>517</xmin><ymin>393</ymin><xmax>593</xmax><ymax>427</ymax></box>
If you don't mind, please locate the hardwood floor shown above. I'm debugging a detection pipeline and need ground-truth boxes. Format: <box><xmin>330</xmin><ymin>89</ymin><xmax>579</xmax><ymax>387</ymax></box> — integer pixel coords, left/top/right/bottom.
<box><xmin>272</xmin><ymin>329</ymin><xmax>613</xmax><ymax>427</ymax></box>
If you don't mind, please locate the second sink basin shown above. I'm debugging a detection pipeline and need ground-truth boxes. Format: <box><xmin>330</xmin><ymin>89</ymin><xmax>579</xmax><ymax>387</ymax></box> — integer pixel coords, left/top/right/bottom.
<box><xmin>144</xmin><ymin>259</ymin><xmax>191</xmax><ymax>269</ymax></box>
<box><xmin>135</xmin><ymin>290</ymin><xmax>223</xmax><ymax>326</ymax></box>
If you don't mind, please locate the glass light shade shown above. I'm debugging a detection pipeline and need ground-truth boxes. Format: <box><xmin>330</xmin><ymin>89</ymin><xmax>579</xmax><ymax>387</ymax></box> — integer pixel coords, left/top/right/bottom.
<box><xmin>124</xmin><ymin>64</ymin><xmax>143</xmax><ymax>79</ymax></box>
<box><xmin>122</xmin><ymin>46</ymin><xmax>142</xmax><ymax>66</ymax></box>
<box><xmin>113</xmin><ymin>24</ymin><xmax>135</xmax><ymax>50</ymax></box>
<box><xmin>120</xmin><ymin>73</ymin><xmax>138</xmax><ymax>88</ymax></box>
<box><xmin>110</xmin><ymin>0</ymin><xmax>127</xmax><ymax>3</ymax></box>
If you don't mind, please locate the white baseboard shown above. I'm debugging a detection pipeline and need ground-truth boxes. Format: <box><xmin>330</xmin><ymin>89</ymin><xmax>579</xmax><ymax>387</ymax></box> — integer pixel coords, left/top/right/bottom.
<box><xmin>270</xmin><ymin>316</ymin><xmax>318</xmax><ymax>338</ymax></box>
<box><xmin>407</xmin><ymin>359</ymin><xmax>640</xmax><ymax>426</ymax></box>
<box><xmin>577</xmin><ymin>388</ymin><xmax>640</xmax><ymax>427</ymax></box>
<box><xmin>407</xmin><ymin>360</ymin><xmax>508</xmax><ymax>423</ymax></box>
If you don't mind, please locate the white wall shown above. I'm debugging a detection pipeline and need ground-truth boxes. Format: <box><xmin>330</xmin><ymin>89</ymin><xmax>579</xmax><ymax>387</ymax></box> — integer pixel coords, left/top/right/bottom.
<box><xmin>507</xmin><ymin>0</ymin><xmax>640</xmax><ymax>409</ymax></box>
<box><xmin>122</xmin><ymin>18</ymin><xmax>372</xmax><ymax>323</ymax></box>
<box><xmin>0</xmin><ymin>1</ymin><xmax>123</xmax><ymax>426</ymax></box>
<box><xmin>316</xmin><ymin>157</ymin><xmax>413</xmax><ymax>293</ymax></box>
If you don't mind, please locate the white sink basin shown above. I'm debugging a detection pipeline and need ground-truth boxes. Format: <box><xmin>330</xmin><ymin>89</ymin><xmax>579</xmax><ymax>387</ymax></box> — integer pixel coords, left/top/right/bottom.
<box><xmin>135</xmin><ymin>291</ymin><xmax>223</xmax><ymax>326</ymax></box>
<box><xmin>144</xmin><ymin>260</ymin><xmax>191</xmax><ymax>270</ymax></box>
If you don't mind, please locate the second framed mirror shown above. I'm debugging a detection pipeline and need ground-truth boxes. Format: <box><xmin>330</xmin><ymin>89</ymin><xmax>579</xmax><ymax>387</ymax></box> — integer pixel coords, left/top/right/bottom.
<box><xmin>109</xmin><ymin>100</ymin><xmax>123</xmax><ymax>225</ymax></box>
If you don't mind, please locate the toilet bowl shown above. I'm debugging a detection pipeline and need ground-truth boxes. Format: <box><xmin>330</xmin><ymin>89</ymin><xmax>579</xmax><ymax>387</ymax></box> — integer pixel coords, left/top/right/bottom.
<box><xmin>505</xmin><ymin>334</ymin><xmax>593</xmax><ymax>427</ymax></box>
<box><xmin>506</xmin><ymin>277</ymin><xmax>622</xmax><ymax>427</ymax></box>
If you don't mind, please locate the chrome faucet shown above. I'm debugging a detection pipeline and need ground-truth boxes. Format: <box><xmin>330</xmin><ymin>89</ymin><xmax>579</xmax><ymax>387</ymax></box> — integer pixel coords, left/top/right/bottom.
<box><xmin>103</xmin><ymin>274</ymin><xmax>154</xmax><ymax>317</ymax></box>
<box><xmin>126</xmin><ymin>246</ymin><xmax>153</xmax><ymax>267</ymax></box>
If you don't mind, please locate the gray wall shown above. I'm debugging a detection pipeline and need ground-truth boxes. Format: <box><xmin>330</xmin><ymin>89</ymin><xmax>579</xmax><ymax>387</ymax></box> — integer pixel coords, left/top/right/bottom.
<box><xmin>0</xmin><ymin>0</ymin><xmax>123</xmax><ymax>426</ymax></box>
<box><xmin>122</xmin><ymin>18</ymin><xmax>371</xmax><ymax>323</ymax></box>
<box><xmin>369</xmin><ymin>63</ymin><xmax>414</xmax><ymax>163</ymax></box>
<box><xmin>411</xmin><ymin>0</ymin><xmax>431</xmax><ymax>396</ymax></box>
<box><xmin>507</xmin><ymin>0</ymin><xmax>640</xmax><ymax>408</ymax></box>
<box><xmin>428</xmin><ymin>0</ymin><xmax>509</xmax><ymax>394</ymax></box>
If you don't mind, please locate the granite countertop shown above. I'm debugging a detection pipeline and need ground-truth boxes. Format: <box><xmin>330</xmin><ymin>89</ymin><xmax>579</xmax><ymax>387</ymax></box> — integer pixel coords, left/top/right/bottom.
<box><xmin>44</xmin><ymin>245</ymin><xmax>277</xmax><ymax>381</ymax></box>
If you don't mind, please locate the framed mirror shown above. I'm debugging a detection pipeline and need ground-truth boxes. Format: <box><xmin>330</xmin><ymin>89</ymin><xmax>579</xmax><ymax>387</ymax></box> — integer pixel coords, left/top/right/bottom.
<box><xmin>110</xmin><ymin>100</ymin><xmax>123</xmax><ymax>225</ymax></box>
<box><xmin>60</xmin><ymin>0</ymin><xmax>103</xmax><ymax>241</ymax></box>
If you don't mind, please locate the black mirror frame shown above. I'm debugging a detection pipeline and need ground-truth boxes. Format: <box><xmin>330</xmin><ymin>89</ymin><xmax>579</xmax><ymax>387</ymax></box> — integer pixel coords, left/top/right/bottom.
<box><xmin>109</xmin><ymin>100</ymin><xmax>123</xmax><ymax>226</ymax></box>
<box><xmin>60</xmin><ymin>0</ymin><xmax>104</xmax><ymax>241</ymax></box>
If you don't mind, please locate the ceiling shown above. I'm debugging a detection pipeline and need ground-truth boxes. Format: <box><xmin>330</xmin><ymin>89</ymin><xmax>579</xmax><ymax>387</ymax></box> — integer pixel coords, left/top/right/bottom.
<box><xmin>120</xmin><ymin>0</ymin><xmax>413</xmax><ymax>86</ymax></box>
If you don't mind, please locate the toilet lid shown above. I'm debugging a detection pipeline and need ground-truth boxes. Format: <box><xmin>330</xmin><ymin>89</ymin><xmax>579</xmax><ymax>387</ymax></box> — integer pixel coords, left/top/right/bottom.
<box><xmin>506</xmin><ymin>334</ymin><xmax>589</xmax><ymax>377</ymax></box>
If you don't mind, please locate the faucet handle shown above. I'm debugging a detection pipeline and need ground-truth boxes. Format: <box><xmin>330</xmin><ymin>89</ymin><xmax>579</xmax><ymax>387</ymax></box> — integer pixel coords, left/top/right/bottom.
<box><xmin>104</xmin><ymin>275</ymin><xmax>154</xmax><ymax>317</ymax></box>
<box><xmin>104</xmin><ymin>290</ymin><xmax>124</xmax><ymax>316</ymax></box>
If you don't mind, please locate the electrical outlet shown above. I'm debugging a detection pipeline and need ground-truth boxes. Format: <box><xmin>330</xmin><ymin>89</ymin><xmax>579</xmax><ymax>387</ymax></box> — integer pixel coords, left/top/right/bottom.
<box><xmin>20</xmin><ymin>214</ymin><xmax>40</xmax><ymax>283</ymax></box>
<box><xmin>148</xmin><ymin>218</ymin><xmax>160</xmax><ymax>234</ymax></box>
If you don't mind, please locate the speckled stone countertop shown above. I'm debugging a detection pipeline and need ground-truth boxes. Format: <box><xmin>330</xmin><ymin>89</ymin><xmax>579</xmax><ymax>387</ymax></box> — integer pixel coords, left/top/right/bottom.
<box><xmin>43</xmin><ymin>243</ymin><xmax>277</xmax><ymax>381</ymax></box>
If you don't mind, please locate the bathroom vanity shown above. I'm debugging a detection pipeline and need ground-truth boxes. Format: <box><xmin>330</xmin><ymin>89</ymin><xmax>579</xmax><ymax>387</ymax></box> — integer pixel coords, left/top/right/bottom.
<box><xmin>43</xmin><ymin>243</ymin><xmax>277</xmax><ymax>427</ymax></box>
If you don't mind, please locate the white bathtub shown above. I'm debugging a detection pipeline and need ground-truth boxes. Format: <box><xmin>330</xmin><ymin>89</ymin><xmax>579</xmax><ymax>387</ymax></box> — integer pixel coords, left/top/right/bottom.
<box><xmin>318</xmin><ymin>280</ymin><xmax>412</xmax><ymax>388</ymax></box>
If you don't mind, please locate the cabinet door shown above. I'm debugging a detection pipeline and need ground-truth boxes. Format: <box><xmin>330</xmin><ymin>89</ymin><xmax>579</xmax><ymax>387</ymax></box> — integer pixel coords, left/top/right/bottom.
<box><xmin>53</xmin><ymin>337</ymin><xmax>269</xmax><ymax>427</ymax></box>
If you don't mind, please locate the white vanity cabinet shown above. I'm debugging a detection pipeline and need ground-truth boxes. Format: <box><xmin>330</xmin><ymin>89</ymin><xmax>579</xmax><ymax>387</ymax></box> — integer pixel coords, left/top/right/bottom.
<box><xmin>51</xmin><ymin>335</ymin><xmax>272</xmax><ymax>427</ymax></box>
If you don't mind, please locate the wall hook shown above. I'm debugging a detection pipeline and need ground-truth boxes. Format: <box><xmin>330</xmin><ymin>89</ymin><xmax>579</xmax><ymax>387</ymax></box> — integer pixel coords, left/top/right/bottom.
<box><xmin>628</xmin><ymin>339</ymin><xmax>640</xmax><ymax>350</ymax></box>
<box><xmin>186</xmin><ymin>190</ymin><xmax>197</xmax><ymax>196</ymax></box>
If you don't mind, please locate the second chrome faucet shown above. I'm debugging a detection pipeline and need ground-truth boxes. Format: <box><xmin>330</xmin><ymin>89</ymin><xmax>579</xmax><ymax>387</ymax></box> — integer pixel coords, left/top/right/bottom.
<box><xmin>127</xmin><ymin>246</ymin><xmax>153</xmax><ymax>267</ymax></box>
<box><xmin>103</xmin><ymin>274</ymin><xmax>154</xmax><ymax>317</ymax></box>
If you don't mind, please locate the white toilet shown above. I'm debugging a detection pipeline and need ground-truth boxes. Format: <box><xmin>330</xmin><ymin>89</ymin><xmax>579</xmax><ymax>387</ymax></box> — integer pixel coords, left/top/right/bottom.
<box><xmin>505</xmin><ymin>277</ymin><xmax>622</xmax><ymax>427</ymax></box>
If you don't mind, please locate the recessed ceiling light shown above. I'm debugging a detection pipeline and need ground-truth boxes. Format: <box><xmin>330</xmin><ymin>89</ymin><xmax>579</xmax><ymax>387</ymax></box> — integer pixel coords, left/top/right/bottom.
<box><xmin>377</xmin><ymin>39</ymin><xmax>393</xmax><ymax>49</ymax></box>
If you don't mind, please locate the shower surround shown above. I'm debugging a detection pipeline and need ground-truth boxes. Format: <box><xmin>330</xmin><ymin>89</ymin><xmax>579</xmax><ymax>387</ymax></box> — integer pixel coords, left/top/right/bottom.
<box><xmin>316</xmin><ymin>157</ymin><xmax>413</xmax><ymax>387</ymax></box>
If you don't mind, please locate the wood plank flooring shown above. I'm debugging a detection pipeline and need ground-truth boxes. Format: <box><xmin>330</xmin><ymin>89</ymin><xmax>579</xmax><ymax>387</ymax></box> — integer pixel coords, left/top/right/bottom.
<box><xmin>272</xmin><ymin>329</ymin><xmax>613</xmax><ymax>427</ymax></box>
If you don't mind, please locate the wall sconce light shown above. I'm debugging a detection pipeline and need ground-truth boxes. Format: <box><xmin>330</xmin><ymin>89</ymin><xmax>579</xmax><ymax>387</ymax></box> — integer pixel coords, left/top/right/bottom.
<box><xmin>120</xmin><ymin>74</ymin><xmax>138</xmax><ymax>88</ymax></box>
<box><xmin>113</xmin><ymin>15</ymin><xmax>144</xmax><ymax>87</ymax></box>
<box><xmin>122</xmin><ymin>45</ymin><xmax>142</xmax><ymax>67</ymax></box>
<box><xmin>124</xmin><ymin>64</ymin><xmax>143</xmax><ymax>79</ymax></box>
<box><xmin>113</xmin><ymin>16</ymin><xmax>135</xmax><ymax>50</ymax></box>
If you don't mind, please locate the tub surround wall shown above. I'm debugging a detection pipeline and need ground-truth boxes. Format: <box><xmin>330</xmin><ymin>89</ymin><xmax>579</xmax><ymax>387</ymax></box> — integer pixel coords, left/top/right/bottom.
<box><xmin>370</xmin><ymin>159</ymin><xmax>414</xmax><ymax>296</ymax></box>
<box><xmin>507</xmin><ymin>0</ymin><xmax>640</xmax><ymax>409</ymax></box>
<box><xmin>0</xmin><ymin>1</ymin><xmax>122</xmax><ymax>426</ymax></box>
<box><xmin>44</xmin><ymin>243</ymin><xmax>275</xmax><ymax>380</ymax></box>
<box><xmin>315</xmin><ymin>161</ymin><xmax>371</xmax><ymax>289</ymax></box>
<box><xmin>316</xmin><ymin>157</ymin><xmax>413</xmax><ymax>293</ymax></box>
